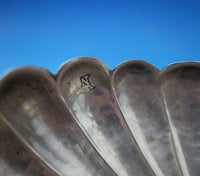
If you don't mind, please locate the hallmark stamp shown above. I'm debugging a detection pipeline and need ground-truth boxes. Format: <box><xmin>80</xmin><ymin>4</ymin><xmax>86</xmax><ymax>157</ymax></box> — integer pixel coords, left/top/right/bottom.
<box><xmin>80</xmin><ymin>74</ymin><xmax>95</xmax><ymax>91</ymax></box>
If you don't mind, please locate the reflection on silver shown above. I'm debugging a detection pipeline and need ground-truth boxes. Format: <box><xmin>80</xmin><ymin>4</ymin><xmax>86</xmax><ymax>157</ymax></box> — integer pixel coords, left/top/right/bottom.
<box><xmin>0</xmin><ymin>57</ymin><xmax>199</xmax><ymax>176</ymax></box>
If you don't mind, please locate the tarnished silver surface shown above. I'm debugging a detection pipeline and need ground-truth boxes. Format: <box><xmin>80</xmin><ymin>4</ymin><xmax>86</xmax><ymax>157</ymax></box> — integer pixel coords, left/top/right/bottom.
<box><xmin>0</xmin><ymin>116</ymin><xmax>57</xmax><ymax>176</ymax></box>
<box><xmin>0</xmin><ymin>67</ymin><xmax>116</xmax><ymax>176</ymax></box>
<box><xmin>111</xmin><ymin>60</ymin><xmax>182</xmax><ymax>176</ymax></box>
<box><xmin>160</xmin><ymin>62</ymin><xmax>200</xmax><ymax>176</ymax></box>
<box><xmin>0</xmin><ymin>57</ymin><xmax>199</xmax><ymax>176</ymax></box>
<box><xmin>57</xmin><ymin>58</ymin><xmax>155</xmax><ymax>176</ymax></box>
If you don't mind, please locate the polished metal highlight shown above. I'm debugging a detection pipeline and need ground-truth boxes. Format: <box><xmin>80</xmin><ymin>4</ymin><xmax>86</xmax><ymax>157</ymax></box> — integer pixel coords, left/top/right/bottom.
<box><xmin>0</xmin><ymin>57</ymin><xmax>199</xmax><ymax>176</ymax></box>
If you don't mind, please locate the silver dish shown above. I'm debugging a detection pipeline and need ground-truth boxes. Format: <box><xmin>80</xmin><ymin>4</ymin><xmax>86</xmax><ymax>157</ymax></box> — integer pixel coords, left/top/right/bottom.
<box><xmin>0</xmin><ymin>57</ymin><xmax>199</xmax><ymax>176</ymax></box>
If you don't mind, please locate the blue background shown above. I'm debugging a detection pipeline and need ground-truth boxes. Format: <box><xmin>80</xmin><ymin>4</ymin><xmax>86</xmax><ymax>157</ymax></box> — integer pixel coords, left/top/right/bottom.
<box><xmin>0</xmin><ymin>0</ymin><xmax>200</xmax><ymax>75</ymax></box>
